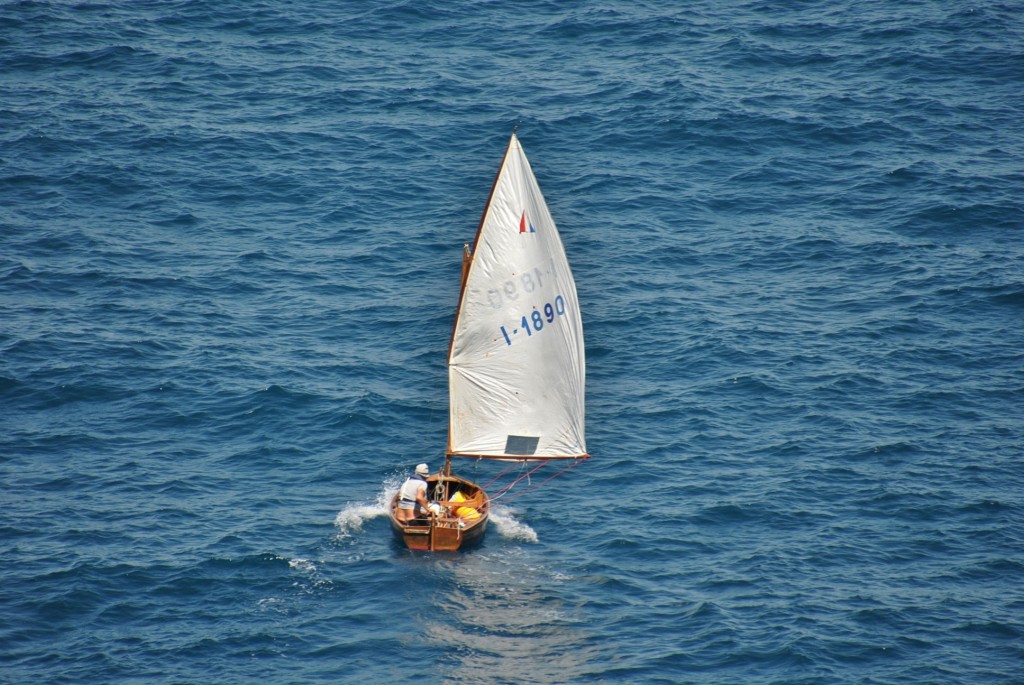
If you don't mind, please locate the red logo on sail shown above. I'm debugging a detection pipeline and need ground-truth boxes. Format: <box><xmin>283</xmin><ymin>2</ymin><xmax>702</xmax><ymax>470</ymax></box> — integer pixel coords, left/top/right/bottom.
<box><xmin>519</xmin><ymin>210</ymin><xmax>536</xmax><ymax>234</ymax></box>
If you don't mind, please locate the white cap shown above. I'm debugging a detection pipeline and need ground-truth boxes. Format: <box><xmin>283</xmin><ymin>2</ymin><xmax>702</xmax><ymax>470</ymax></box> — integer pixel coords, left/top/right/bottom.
<box><xmin>415</xmin><ymin>463</ymin><xmax>429</xmax><ymax>476</ymax></box>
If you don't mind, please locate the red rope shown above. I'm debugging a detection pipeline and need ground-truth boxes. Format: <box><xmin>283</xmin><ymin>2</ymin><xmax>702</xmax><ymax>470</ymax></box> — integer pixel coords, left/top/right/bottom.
<box><xmin>481</xmin><ymin>463</ymin><xmax>517</xmax><ymax>490</ymax></box>
<box><xmin>490</xmin><ymin>461</ymin><xmax>548</xmax><ymax>499</ymax></box>
<box><xmin>491</xmin><ymin>459</ymin><xmax>586</xmax><ymax>503</ymax></box>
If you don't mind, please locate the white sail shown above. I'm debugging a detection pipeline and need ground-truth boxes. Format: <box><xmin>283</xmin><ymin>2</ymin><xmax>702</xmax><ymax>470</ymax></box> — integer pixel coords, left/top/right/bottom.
<box><xmin>448</xmin><ymin>134</ymin><xmax>586</xmax><ymax>460</ymax></box>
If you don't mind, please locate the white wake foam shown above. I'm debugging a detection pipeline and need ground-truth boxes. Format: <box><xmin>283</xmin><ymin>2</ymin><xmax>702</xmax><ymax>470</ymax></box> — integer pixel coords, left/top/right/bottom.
<box><xmin>490</xmin><ymin>507</ymin><xmax>539</xmax><ymax>543</ymax></box>
<box><xmin>334</xmin><ymin>474</ymin><xmax>402</xmax><ymax>538</ymax></box>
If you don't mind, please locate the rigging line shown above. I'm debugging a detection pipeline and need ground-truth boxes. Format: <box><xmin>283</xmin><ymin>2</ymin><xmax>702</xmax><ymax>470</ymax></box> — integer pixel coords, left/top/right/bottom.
<box><xmin>489</xmin><ymin>464</ymin><xmax>544</xmax><ymax>497</ymax></box>
<box><xmin>495</xmin><ymin>459</ymin><xmax>586</xmax><ymax>505</ymax></box>
<box><xmin>489</xmin><ymin>461</ymin><xmax>548</xmax><ymax>500</ymax></box>
<box><xmin>481</xmin><ymin>463</ymin><xmax>517</xmax><ymax>490</ymax></box>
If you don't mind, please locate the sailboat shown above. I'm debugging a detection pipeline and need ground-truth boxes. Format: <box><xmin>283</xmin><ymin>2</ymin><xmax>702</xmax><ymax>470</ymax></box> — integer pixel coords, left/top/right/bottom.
<box><xmin>389</xmin><ymin>132</ymin><xmax>589</xmax><ymax>551</ymax></box>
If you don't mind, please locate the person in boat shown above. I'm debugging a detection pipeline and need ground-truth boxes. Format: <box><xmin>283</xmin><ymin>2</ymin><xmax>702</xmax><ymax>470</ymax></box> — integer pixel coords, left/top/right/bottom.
<box><xmin>396</xmin><ymin>463</ymin><xmax>437</xmax><ymax>524</ymax></box>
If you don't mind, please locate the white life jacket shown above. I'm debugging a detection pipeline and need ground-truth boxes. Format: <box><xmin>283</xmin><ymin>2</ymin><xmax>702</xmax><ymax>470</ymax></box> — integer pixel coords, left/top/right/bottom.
<box><xmin>398</xmin><ymin>476</ymin><xmax>426</xmax><ymax>504</ymax></box>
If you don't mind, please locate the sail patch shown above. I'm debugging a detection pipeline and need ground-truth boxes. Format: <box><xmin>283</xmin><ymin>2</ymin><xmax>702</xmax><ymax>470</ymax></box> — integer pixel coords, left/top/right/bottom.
<box><xmin>519</xmin><ymin>210</ymin><xmax>536</xmax><ymax>234</ymax></box>
<box><xmin>504</xmin><ymin>435</ymin><xmax>540</xmax><ymax>455</ymax></box>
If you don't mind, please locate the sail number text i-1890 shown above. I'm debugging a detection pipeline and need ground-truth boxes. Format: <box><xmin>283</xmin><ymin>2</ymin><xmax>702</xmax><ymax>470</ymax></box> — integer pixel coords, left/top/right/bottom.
<box><xmin>485</xmin><ymin>260</ymin><xmax>569</xmax><ymax>347</ymax></box>
<box><xmin>498</xmin><ymin>295</ymin><xmax>568</xmax><ymax>346</ymax></box>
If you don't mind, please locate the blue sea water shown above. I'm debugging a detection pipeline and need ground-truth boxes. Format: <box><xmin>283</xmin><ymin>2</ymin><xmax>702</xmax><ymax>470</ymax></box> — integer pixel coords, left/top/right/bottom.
<box><xmin>2</xmin><ymin>1</ymin><xmax>1023</xmax><ymax>683</ymax></box>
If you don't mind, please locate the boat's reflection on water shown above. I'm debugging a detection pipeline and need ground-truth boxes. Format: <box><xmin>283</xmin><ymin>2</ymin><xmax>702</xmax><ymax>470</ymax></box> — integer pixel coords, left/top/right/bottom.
<box><xmin>422</xmin><ymin>547</ymin><xmax>598</xmax><ymax>684</ymax></box>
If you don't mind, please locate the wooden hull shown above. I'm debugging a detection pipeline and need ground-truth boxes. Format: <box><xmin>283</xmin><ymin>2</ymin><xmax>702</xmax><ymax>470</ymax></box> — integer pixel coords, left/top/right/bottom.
<box><xmin>388</xmin><ymin>474</ymin><xmax>489</xmax><ymax>551</ymax></box>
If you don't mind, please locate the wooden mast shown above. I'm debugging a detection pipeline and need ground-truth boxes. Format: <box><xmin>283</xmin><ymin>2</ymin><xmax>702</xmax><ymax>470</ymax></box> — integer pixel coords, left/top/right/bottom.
<box><xmin>445</xmin><ymin>135</ymin><xmax>514</xmax><ymax>475</ymax></box>
<box><xmin>445</xmin><ymin>241</ymin><xmax>473</xmax><ymax>478</ymax></box>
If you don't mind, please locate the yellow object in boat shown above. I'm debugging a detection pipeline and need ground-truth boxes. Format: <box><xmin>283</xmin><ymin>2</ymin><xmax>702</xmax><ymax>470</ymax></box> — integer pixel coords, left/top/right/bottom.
<box><xmin>450</xmin><ymin>491</ymin><xmax>481</xmax><ymax>520</ymax></box>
